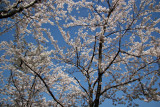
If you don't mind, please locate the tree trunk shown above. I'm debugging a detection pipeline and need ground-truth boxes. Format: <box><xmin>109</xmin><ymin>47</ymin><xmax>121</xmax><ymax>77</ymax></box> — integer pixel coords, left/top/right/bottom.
<box><xmin>94</xmin><ymin>38</ymin><xmax>103</xmax><ymax>107</ymax></box>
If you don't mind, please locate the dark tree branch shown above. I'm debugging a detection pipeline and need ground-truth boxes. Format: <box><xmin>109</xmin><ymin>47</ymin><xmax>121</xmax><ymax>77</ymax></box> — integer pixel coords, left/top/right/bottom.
<box><xmin>106</xmin><ymin>0</ymin><xmax>111</xmax><ymax>8</ymax></box>
<box><xmin>100</xmin><ymin>68</ymin><xmax>157</xmax><ymax>96</ymax></box>
<box><xmin>138</xmin><ymin>78</ymin><xmax>148</xmax><ymax>96</ymax></box>
<box><xmin>101</xmin><ymin>78</ymin><xmax>139</xmax><ymax>96</ymax></box>
<box><xmin>27</xmin><ymin>75</ymin><xmax>37</xmax><ymax>107</ymax></box>
<box><xmin>73</xmin><ymin>77</ymin><xmax>90</xmax><ymax>98</ymax></box>
<box><xmin>0</xmin><ymin>0</ymin><xmax>39</xmax><ymax>19</ymax></box>
<box><xmin>94</xmin><ymin>34</ymin><xmax>104</xmax><ymax>107</ymax></box>
<box><xmin>87</xmin><ymin>36</ymin><xmax>97</xmax><ymax>73</ymax></box>
<box><xmin>120</xmin><ymin>50</ymin><xmax>141</xmax><ymax>58</ymax></box>
<box><xmin>10</xmin><ymin>70</ymin><xmax>26</xmax><ymax>106</ymax></box>
<box><xmin>129</xmin><ymin>59</ymin><xmax>158</xmax><ymax>80</ymax></box>
<box><xmin>103</xmin><ymin>37</ymin><xmax>121</xmax><ymax>73</ymax></box>
<box><xmin>0</xmin><ymin>18</ymin><xmax>24</xmax><ymax>36</ymax></box>
<box><xmin>21</xmin><ymin>59</ymin><xmax>64</xmax><ymax>107</ymax></box>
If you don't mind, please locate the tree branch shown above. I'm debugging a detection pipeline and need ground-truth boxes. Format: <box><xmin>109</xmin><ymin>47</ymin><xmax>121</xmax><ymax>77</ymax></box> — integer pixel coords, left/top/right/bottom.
<box><xmin>103</xmin><ymin>37</ymin><xmax>121</xmax><ymax>73</ymax></box>
<box><xmin>100</xmin><ymin>69</ymin><xmax>157</xmax><ymax>96</ymax></box>
<box><xmin>0</xmin><ymin>0</ymin><xmax>39</xmax><ymax>19</ymax></box>
<box><xmin>73</xmin><ymin>77</ymin><xmax>90</xmax><ymax>99</ymax></box>
<box><xmin>94</xmin><ymin>34</ymin><xmax>103</xmax><ymax>107</ymax></box>
<box><xmin>10</xmin><ymin>70</ymin><xmax>26</xmax><ymax>106</ymax></box>
<box><xmin>100</xmin><ymin>78</ymin><xmax>139</xmax><ymax>96</ymax></box>
<box><xmin>21</xmin><ymin>59</ymin><xmax>64</xmax><ymax>107</ymax></box>
<box><xmin>87</xmin><ymin>36</ymin><xmax>97</xmax><ymax>72</ymax></box>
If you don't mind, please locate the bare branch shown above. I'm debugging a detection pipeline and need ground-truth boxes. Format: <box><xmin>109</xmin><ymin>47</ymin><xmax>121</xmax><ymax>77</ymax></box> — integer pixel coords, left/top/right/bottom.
<box><xmin>21</xmin><ymin>59</ymin><xmax>65</xmax><ymax>107</ymax></box>
<box><xmin>87</xmin><ymin>36</ymin><xmax>97</xmax><ymax>72</ymax></box>
<box><xmin>100</xmin><ymin>68</ymin><xmax>158</xmax><ymax>96</ymax></box>
<box><xmin>0</xmin><ymin>0</ymin><xmax>39</xmax><ymax>19</ymax></box>
<box><xmin>74</xmin><ymin>77</ymin><xmax>89</xmax><ymax>98</ymax></box>
<box><xmin>100</xmin><ymin>78</ymin><xmax>139</xmax><ymax>96</ymax></box>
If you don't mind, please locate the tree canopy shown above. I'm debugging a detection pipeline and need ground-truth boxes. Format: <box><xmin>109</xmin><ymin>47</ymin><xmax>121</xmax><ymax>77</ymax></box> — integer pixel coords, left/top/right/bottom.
<box><xmin>0</xmin><ymin>0</ymin><xmax>160</xmax><ymax>106</ymax></box>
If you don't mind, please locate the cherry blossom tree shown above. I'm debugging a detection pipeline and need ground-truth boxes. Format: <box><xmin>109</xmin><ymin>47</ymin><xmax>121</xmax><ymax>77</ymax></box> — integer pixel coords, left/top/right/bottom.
<box><xmin>0</xmin><ymin>0</ymin><xmax>160</xmax><ymax>106</ymax></box>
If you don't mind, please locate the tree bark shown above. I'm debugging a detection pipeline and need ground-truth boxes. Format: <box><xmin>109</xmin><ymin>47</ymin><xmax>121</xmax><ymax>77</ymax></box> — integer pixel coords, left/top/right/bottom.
<box><xmin>0</xmin><ymin>0</ymin><xmax>39</xmax><ymax>19</ymax></box>
<box><xmin>94</xmin><ymin>38</ymin><xmax>103</xmax><ymax>107</ymax></box>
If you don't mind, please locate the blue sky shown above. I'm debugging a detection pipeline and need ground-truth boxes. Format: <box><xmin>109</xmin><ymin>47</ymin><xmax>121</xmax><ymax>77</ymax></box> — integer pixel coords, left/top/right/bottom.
<box><xmin>101</xmin><ymin>99</ymin><xmax>160</xmax><ymax>107</ymax></box>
